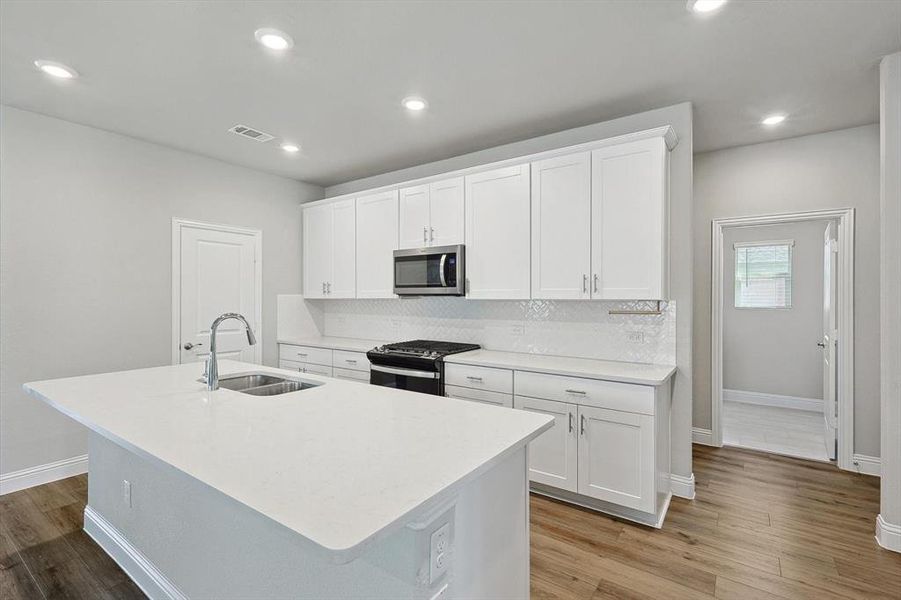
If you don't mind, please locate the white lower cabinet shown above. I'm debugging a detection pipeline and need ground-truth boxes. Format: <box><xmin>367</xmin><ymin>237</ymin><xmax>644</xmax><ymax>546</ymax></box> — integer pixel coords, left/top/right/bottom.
<box><xmin>513</xmin><ymin>396</ymin><xmax>578</xmax><ymax>492</ymax></box>
<box><xmin>333</xmin><ymin>367</ymin><xmax>369</xmax><ymax>382</ymax></box>
<box><xmin>576</xmin><ymin>405</ymin><xmax>655</xmax><ymax>513</ymax></box>
<box><xmin>445</xmin><ymin>385</ymin><xmax>513</xmax><ymax>408</ymax></box>
<box><xmin>278</xmin><ymin>344</ymin><xmax>370</xmax><ymax>383</ymax></box>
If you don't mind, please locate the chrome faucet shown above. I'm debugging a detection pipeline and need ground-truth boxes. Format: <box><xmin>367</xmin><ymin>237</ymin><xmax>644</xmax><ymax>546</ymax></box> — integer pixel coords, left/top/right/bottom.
<box><xmin>205</xmin><ymin>312</ymin><xmax>257</xmax><ymax>391</ymax></box>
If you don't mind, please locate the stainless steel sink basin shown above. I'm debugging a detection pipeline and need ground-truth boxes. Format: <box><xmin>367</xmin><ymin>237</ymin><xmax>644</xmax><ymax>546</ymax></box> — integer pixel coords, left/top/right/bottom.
<box><xmin>207</xmin><ymin>372</ymin><xmax>322</xmax><ymax>396</ymax></box>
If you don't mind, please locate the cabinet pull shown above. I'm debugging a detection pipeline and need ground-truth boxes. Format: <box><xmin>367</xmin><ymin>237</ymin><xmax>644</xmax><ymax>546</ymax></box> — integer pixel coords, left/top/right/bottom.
<box><xmin>466</xmin><ymin>376</ymin><xmax>483</xmax><ymax>382</ymax></box>
<box><xmin>326</xmin><ymin>282</ymin><xmax>331</xmax><ymax>294</ymax></box>
<box><xmin>423</xmin><ymin>227</ymin><xmax>428</xmax><ymax>244</ymax></box>
<box><xmin>580</xmin><ymin>414</ymin><xmax>586</xmax><ymax>436</ymax></box>
<box><xmin>593</xmin><ymin>274</ymin><xmax>599</xmax><ymax>293</ymax></box>
<box><xmin>430</xmin><ymin>227</ymin><xmax>434</xmax><ymax>243</ymax></box>
<box><xmin>296</xmin><ymin>352</ymin><xmax>308</xmax><ymax>357</ymax></box>
<box><xmin>322</xmin><ymin>282</ymin><xmax>326</xmax><ymax>295</ymax></box>
<box><xmin>565</xmin><ymin>389</ymin><xmax>586</xmax><ymax>395</ymax></box>
<box><xmin>569</xmin><ymin>412</ymin><xmax>574</xmax><ymax>433</ymax></box>
<box><xmin>345</xmin><ymin>359</ymin><xmax>357</xmax><ymax>364</ymax></box>
<box><xmin>582</xmin><ymin>274</ymin><xmax>588</xmax><ymax>293</ymax></box>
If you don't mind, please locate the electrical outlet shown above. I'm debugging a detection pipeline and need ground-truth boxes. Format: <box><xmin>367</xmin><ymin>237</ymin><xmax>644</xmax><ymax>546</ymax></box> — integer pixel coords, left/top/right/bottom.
<box><xmin>626</xmin><ymin>331</ymin><xmax>645</xmax><ymax>344</ymax></box>
<box><xmin>122</xmin><ymin>480</ymin><xmax>132</xmax><ymax>508</ymax></box>
<box><xmin>509</xmin><ymin>323</ymin><xmax>524</xmax><ymax>336</ymax></box>
<box><xmin>429</xmin><ymin>523</ymin><xmax>450</xmax><ymax>584</ymax></box>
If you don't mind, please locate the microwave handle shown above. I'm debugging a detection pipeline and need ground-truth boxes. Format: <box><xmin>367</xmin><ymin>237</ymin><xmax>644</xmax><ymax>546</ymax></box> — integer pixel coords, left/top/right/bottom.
<box><xmin>439</xmin><ymin>254</ymin><xmax>447</xmax><ymax>287</ymax></box>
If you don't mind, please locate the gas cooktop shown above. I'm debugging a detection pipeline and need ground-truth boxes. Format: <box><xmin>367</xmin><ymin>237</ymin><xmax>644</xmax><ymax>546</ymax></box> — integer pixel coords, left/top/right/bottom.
<box><xmin>368</xmin><ymin>340</ymin><xmax>481</xmax><ymax>361</ymax></box>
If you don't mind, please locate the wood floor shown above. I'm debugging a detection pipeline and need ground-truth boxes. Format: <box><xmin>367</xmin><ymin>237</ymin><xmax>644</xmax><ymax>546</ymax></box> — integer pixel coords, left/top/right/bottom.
<box><xmin>1</xmin><ymin>445</ymin><xmax>899</xmax><ymax>599</ymax></box>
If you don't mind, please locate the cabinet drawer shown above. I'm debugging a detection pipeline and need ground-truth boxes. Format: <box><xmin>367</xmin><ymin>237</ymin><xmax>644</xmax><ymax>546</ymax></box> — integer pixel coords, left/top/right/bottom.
<box><xmin>333</xmin><ymin>350</ymin><xmax>370</xmax><ymax>371</ymax></box>
<box><xmin>279</xmin><ymin>344</ymin><xmax>333</xmax><ymax>366</ymax></box>
<box><xmin>514</xmin><ymin>370</ymin><xmax>654</xmax><ymax>415</ymax></box>
<box><xmin>279</xmin><ymin>359</ymin><xmax>333</xmax><ymax>377</ymax></box>
<box><xmin>333</xmin><ymin>367</ymin><xmax>370</xmax><ymax>382</ymax></box>
<box><xmin>445</xmin><ymin>385</ymin><xmax>513</xmax><ymax>408</ymax></box>
<box><xmin>445</xmin><ymin>364</ymin><xmax>513</xmax><ymax>394</ymax></box>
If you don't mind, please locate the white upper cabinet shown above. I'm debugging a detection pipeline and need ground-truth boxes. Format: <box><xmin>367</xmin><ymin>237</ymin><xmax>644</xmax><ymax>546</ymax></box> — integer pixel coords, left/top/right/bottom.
<box><xmin>465</xmin><ymin>164</ymin><xmax>531</xmax><ymax>299</ymax></box>
<box><xmin>531</xmin><ymin>152</ymin><xmax>592</xmax><ymax>299</ymax></box>
<box><xmin>302</xmin><ymin>199</ymin><xmax>356</xmax><ymax>299</ymax></box>
<box><xmin>591</xmin><ymin>137</ymin><xmax>668</xmax><ymax>300</ymax></box>
<box><xmin>355</xmin><ymin>190</ymin><xmax>399</xmax><ymax>298</ymax></box>
<box><xmin>398</xmin><ymin>177</ymin><xmax>464</xmax><ymax>249</ymax></box>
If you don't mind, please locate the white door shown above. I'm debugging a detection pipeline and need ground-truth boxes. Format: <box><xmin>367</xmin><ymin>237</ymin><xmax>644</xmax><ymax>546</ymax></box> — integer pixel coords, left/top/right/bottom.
<box><xmin>356</xmin><ymin>191</ymin><xmax>398</xmax><ymax>298</ymax></box>
<box><xmin>591</xmin><ymin>138</ymin><xmax>668</xmax><ymax>300</ymax></box>
<box><xmin>513</xmin><ymin>396</ymin><xmax>578</xmax><ymax>492</ymax></box>
<box><xmin>398</xmin><ymin>184</ymin><xmax>430</xmax><ymax>249</ymax></box>
<box><xmin>577</xmin><ymin>405</ymin><xmax>655</xmax><ymax>513</ymax></box>
<box><xmin>531</xmin><ymin>152</ymin><xmax>592</xmax><ymax>299</ymax></box>
<box><xmin>428</xmin><ymin>177</ymin><xmax>465</xmax><ymax>247</ymax></box>
<box><xmin>176</xmin><ymin>222</ymin><xmax>260</xmax><ymax>365</ymax></box>
<box><xmin>303</xmin><ymin>204</ymin><xmax>332</xmax><ymax>299</ymax></box>
<box><xmin>465</xmin><ymin>164</ymin><xmax>531</xmax><ymax>299</ymax></box>
<box><xmin>329</xmin><ymin>199</ymin><xmax>356</xmax><ymax>298</ymax></box>
<box><xmin>822</xmin><ymin>222</ymin><xmax>839</xmax><ymax>461</ymax></box>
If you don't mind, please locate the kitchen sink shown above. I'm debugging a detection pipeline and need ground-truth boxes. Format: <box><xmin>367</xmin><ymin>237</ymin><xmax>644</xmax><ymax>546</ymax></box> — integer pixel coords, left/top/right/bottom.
<box><xmin>207</xmin><ymin>372</ymin><xmax>322</xmax><ymax>396</ymax></box>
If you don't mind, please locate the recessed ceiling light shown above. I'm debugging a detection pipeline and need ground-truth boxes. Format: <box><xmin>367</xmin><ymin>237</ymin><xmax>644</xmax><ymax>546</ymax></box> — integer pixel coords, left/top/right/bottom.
<box><xmin>402</xmin><ymin>96</ymin><xmax>428</xmax><ymax>111</ymax></box>
<box><xmin>254</xmin><ymin>28</ymin><xmax>294</xmax><ymax>51</ymax></box>
<box><xmin>34</xmin><ymin>60</ymin><xmax>78</xmax><ymax>79</ymax></box>
<box><xmin>687</xmin><ymin>0</ymin><xmax>728</xmax><ymax>13</ymax></box>
<box><xmin>761</xmin><ymin>114</ymin><xmax>787</xmax><ymax>126</ymax></box>
<box><xmin>281</xmin><ymin>143</ymin><xmax>300</xmax><ymax>153</ymax></box>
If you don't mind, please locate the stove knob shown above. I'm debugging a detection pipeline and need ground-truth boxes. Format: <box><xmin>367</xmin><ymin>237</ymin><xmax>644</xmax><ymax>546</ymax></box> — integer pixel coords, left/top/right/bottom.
<box><xmin>376</xmin><ymin>346</ymin><xmax>385</xmax><ymax>352</ymax></box>
<box><xmin>430</xmin><ymin>351</ymin><xmax>439</xmax><ymax>358</ymax></box>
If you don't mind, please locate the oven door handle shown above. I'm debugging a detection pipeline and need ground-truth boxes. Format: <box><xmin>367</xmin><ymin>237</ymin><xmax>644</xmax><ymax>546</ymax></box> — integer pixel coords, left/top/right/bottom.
<box><xmin>439</xmin><ymin>254</ymin><xmax>448</xmax><ymax>287</ymax></box>
<box><xmin>370</xmin><ymin>364</ymin><xmax>440</xmax><ymax>379</ymax></box>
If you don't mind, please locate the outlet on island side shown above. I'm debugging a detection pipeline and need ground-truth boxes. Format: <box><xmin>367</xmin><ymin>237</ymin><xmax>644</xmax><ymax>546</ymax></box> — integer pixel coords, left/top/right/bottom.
<box><xmin>429</xmin><ymin>522</ymin><xmax>450</xmax><ymax>584</ymax></box>
<box><xmin>626</xmin><ymin>331</ymin><xmax>645</xmax><ymax>344</ymax></box>
<box><xmin>122</xmin><ymin>479</ymin><xmax>132</xmax><ymax>508</ymax></box>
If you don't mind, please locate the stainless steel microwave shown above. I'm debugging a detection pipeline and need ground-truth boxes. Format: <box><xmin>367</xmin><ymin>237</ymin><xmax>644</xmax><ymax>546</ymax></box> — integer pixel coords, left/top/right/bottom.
<box><xmin>393</xmin><ymin>244</ymin><xmax>465</xmax><ymax>296</ymax></box>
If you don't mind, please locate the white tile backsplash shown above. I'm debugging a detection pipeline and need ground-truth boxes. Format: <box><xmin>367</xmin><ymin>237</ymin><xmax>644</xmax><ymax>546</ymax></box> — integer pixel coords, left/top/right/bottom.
<box><xmin>314</xmin><ymin>298</ymin><xmax>675</xmax><ymax>365</ymax></box>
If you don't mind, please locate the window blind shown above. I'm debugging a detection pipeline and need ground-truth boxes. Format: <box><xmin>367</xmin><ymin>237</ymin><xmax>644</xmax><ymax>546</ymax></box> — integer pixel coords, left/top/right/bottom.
<box><xmin>734</xmin><ymin>240</ymin><xmax>793</xmax><ymax>308</ymax></box>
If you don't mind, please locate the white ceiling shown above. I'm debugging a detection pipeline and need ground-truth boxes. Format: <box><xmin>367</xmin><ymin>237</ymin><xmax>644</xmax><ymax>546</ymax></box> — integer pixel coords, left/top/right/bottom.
<box><xmin>1</xmin><ymin>1</ymin><xmax>899</xmax><ymax>187</ymax></box>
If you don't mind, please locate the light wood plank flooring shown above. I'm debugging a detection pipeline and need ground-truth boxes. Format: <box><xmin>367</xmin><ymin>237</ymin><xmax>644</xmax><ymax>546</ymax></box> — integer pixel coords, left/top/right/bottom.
<box><xmin>1</xmin><ymin>445</ymin><xmax>899</xmax><ymax>599</ymax></box>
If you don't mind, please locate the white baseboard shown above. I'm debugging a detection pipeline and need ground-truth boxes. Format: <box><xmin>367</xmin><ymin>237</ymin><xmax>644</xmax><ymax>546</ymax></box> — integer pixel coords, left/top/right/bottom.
<box><xmin>670</xmin><ymin>473</ymin><xmax>696</xmax><ymax>500</ymax></box>
<box><xmin>851</xmin><ymin>454</ymin><xmax>881</xmax><ymax>477</ymax></box>
<box><xmin>876</xmin><ymin>514</ymin><xmax>901</xmax><ymax>553</ymax></box>
<box><xmin>724</xmin><ymin>389</ymin><xmax>823</xmax><ymax>413</ymax></box>
<box><xmin>0</xmin><ymin>454</ymin><xmax>88</xmax><ymax>495</ymax></box>
<box><xmin>692</xmin><ymin>427</ymin><xmax>715</xmax><ymax>446</ymax></box>
<box><xmin>84</xmin><ymin>505</ymin><xmax>187</xmax><ymax>600</ymax></box>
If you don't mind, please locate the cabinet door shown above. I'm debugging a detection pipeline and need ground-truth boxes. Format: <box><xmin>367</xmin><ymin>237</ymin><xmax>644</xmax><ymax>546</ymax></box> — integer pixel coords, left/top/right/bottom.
<box><xmin>302</xmin><ymin>203</ymin><xmax>332</xmax><ymax>299</ymax></box>
<box><xmin>329</xmin><ymin>199</ymin><xmax>356</xmax><ymax>298</ymax></box>
<box><xmin>445</xmin><ymin>385</ymin><xmax>513</xmax><ymax>408</ymax></box>
<box><xmin>429</xmin><ymin>177</ymin><xmax>464</xmax><ymax>246</ymax></box>
<box><xmin>398</xmin><ymin>184</ymin><xmax>430</xmax><ymax>249</ymax></box>
<box><xmin>577</xmin><ymin>405</ymin><xmax>655</xmax><ymax>513</ymax></box>
<box><xmin>356</xmin><ymin>191</ymin><xmax>398</xmax><ymax>298</ymax></box>
<box><xmin>591</xmin><ymin>138</ymin><xmax>668</xmax><ymax>300</ymax></box>
<box><xmin>514</xmin><ymin>396</ymin><xmax>578</xmax><ymax>492</ymax></box>
<box><xmin>464</xmin><ymin>164</ymin><xmax>531</xmax><ymax>299</ymax></box>
<box><xmin>531</xmin><ymin>152</ymin><xmax>591</xmax><ymax>299</ymax></box>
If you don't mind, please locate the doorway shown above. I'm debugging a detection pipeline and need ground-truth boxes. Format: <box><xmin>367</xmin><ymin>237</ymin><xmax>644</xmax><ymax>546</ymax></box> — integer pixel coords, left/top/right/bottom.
<box><xmin>711</xmin><ymin>209</ymin><xmax>855</xmax><ymax>469</ymax></box>
<box><xmin>171</xmin><ymin>219</ymin><xmax>262</xmax><ymax>365</ymax></box>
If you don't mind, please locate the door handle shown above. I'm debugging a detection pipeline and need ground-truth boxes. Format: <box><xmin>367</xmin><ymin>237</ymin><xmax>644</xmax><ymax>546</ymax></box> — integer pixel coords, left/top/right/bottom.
<box><xmin>817</xmin><ymin>342</ymin><xmax>826</xmax><ymax>348</ymax></box>
<box><xmin>183</xmin><ymin>342</ymin><xmax>203</xmax><ymax>350</ymax></box>
<box><xmin>580</xmin><ymin>414</ymin><xmax>586</xmax><ymax>436</ymax></box>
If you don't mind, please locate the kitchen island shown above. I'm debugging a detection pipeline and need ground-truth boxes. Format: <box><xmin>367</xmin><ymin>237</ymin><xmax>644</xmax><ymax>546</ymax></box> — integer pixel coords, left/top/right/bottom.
<box><xmin>24</xmin><ymin>361</ymin><xmax>553</xmax><ymax>600</ymax></box>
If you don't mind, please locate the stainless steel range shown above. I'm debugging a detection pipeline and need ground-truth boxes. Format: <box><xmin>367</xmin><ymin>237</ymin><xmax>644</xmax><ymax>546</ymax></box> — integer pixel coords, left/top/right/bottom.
<box><xmin>367</xmin><ymin>340</ymin><xmax>480</xmax><ymax>395</ymax></box>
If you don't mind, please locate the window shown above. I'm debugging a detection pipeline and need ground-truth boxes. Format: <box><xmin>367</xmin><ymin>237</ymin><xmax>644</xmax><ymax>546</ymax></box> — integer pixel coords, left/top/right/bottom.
<box><xmin>734</xmin><ymin>240</ymin><xmax>793</xmax><ymax>308</ymax></box>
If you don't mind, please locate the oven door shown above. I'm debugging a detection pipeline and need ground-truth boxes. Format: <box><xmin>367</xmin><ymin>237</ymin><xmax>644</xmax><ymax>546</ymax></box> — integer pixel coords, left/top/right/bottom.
<box><xmin>393</xmin><ymin>245</ymin><xmax>464</xmax><ymax>296</ymax></box>
<box><xmin>370</xmin><ymin>364</ymin><xmax>441</xmax><ymax>395</ymax></box>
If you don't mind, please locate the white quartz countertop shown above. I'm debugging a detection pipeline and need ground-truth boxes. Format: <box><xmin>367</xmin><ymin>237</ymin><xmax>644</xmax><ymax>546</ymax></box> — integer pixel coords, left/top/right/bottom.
<box><xmin>444</xmin><ymin>350</ymin><xmax>676</xmax><ymax>386</ymax></box>
<box><xmin>24</xmin><ymin>361</ymin><xmax>551</xmax><ymax>563</ymax></box>
<box><xmin>277</xmin><ymin>335</ymin><xmax>384</xmax><ymax>353</ymax></box>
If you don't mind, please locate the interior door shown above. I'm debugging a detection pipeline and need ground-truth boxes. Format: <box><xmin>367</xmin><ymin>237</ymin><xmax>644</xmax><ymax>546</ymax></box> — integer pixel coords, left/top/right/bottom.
<box><xmin>428</xmin><ymin>177</ymin><xmax>465</xmax><ymax>246</ymax></box>
<box><xmin>398</xmin><ymin>184</ymin><xmax>430</xmax><ymax>249</ymax></box>
<box><xmin>822</xmin><ymin>222</ymin><xmax>838</xmax><ymax>460</ymax></box>
<box><xmin>178</xmin><ymin>223</ymin><xmax>259</xmax><ymax>365</ymax></box>
<box><xmin>513</xmin><ymin>396</ymin><xmax>578</xmax><ymax>492</ymax></box>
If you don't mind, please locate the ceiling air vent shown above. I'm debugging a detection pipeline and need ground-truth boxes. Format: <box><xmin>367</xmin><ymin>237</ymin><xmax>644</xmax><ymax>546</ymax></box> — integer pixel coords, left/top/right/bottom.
<box><xmin>227</xmin><ymin>124</ymin><xmax>275</xmax><ymax>143</ymax></box>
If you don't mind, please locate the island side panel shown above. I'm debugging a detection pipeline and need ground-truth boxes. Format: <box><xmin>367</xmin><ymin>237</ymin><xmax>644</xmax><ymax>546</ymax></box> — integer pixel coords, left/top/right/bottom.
<box><xmin>84</xmin><ymin>432</ymin><xmax>532</xmax><ymax>599</ymax></box>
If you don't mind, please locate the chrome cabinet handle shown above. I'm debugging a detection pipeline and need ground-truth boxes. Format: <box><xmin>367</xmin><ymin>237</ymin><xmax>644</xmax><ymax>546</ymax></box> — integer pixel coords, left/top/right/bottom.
<box><xmin>423</xmin><ymin>227</ymin><xmax>428</xmax><ymax>243</ymax></box>
<box><xmin>466</xmin><ymin>376</ymin><xmax>483</xmax><ymax>382</ymax></box>
<box><xmin>326</xmin><ymin>282</ymin><xmax>331</xmax><ymax>294</ymax></box>
<box><xmin>580</xmin><ymin>414</ymin><xmax>586</xmax><ymax>436</ymax></box>
<box><xmin>322</xmin><ymin>282</ymin><xmax>326</xmax><ymax>295</ymax></box>
<box><xmin>345</xmin><ymin>359</ymin><xmax>357</xmax><ymax>364</ymax></box>
<box><xmin>583</xmin><ymin>274</ymin><xmax>588</xmax><ymax>293</ymax></box>
<box><xmin>296</xmin><ymin>352</ymin><xmax>308</xmax><ymax>357</ymax></box>
<box><xmin>430</xmin><ymin>227</ymin><xmax>434</xmax><ymax>243</ymax></box>
<box><xmin>593</xmin><ymin>274</ymin><xmax>599</xmax><ymax>293</ymax></box>
<box><xmin>183</xmin><ymin>342</ymin><xmax>203</xmax><ymax>350</ymax></box>
<box><xmin>565</xmin><ymin>389</ymin><xmax>586</xmax><ymax>395</ymax></box>
<box><xmin>569</xmin><ymin>413</ymin><xmax>574</xmax><ymax>433</ymax></box>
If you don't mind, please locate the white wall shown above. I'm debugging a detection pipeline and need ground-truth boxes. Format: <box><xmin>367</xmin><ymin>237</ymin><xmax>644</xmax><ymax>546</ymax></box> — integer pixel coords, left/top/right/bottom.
<box><xmin>0</xmin><ymin>106</ymin><xmax>322</xmax><ymax>476</ymax></box>
<box><xmin>878</xmin><ymin>52</ymin><xmax>901</xmax><ymax>549</ymax></box>
<box><xmin>693</xmin><ymin>125</ymin><xmax>881</xmax><ymax>456</ymax></box>
<box><xmin>324</xmin><ymin>103</ymin><xmax>695</xmax><ymax>484</ymax></box>
<box><xmin>723</xmin><ymin>221</ymin><xmax>827</xmax><ymax>400</ymax></box>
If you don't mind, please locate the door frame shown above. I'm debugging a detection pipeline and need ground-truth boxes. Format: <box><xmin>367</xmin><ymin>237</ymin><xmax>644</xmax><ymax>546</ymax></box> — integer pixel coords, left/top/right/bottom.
<box><xmin>171</xmin><ymin>218</ymin><xmax>263</xmax><ymax>365</ymax></box>
<box><xmin>710</xmin><ymin>208</ymin><xmax>855</xmax><ymax>470</ymax></box>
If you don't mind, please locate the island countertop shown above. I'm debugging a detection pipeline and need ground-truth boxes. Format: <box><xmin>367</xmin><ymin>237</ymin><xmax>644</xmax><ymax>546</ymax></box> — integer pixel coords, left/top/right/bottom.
<box><xmin>24</xmin><ymin>361</ymin><xmax>552</xmax><ymax>563</ymax></box>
